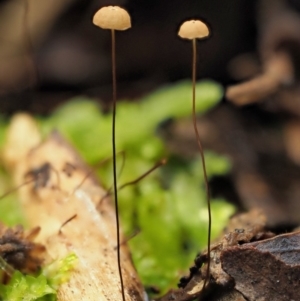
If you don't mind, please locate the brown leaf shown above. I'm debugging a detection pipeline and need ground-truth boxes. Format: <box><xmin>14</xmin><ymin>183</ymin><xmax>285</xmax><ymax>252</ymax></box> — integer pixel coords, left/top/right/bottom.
<box><xmin>221</xmin><ymin>232</ymin><xmax>300</xmax><ymax>301</ymax></box>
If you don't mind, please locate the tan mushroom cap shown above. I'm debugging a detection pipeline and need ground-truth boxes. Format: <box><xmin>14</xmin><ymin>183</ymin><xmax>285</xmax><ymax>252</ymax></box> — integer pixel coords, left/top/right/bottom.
<box><xmin>93</xmin><ymin>6</ymin><xmax>131</xmax><ymax>30</ymax></box>
<box><xmin>178</xmin><ymin>20</ymin><xmax>209</xmax><ymax>40</ymax></box>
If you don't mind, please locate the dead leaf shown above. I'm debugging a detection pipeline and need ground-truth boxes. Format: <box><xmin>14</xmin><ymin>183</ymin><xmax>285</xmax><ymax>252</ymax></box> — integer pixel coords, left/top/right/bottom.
<box><xmin>221</xmin><ymin>232</ymin><xmax>300</xmax><ymax>301</ymax></box>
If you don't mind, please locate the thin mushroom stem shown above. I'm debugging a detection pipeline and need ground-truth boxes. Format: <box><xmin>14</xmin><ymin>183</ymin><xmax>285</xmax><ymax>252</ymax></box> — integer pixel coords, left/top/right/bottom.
<box><xmin>111</xmin><ymin>28</ymin><xmax>126</xmax><ymax>301</ymax></box>
<box><xmin>191</xmin><ymin>38</ymin><xmax>211</xmax><ymax>290</ymax></box>
<box><xmin>92</xmin><ymin>6</ymin><xmax>131</xmax><ymax>300</ymax></box>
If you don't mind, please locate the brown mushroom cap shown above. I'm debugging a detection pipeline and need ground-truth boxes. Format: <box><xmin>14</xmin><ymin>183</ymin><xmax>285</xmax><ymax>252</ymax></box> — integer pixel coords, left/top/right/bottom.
<box><xmin>93</xmin><ymin>6</ymin><xmax>131</xmax><ymax>31</ymax></box>
<box><xmin>178</xmin><ymin>20</ymin><xmax>209</xmax><ymax>40</ymax></box>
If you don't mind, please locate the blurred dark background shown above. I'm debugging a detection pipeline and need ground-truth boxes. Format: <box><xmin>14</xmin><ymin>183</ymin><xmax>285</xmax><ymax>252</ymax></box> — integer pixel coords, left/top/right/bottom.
<box><xmin>0</xmin><ymin>0</ymin><xmax>257</xmax><ymax>113</ymax></box>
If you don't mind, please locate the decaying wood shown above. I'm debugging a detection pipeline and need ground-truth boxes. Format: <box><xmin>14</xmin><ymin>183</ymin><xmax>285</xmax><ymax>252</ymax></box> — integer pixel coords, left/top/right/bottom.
<box><xmin>3</xmin><ymin>114</ymin><xmax>146</xmax><ymax>301</ymax></box>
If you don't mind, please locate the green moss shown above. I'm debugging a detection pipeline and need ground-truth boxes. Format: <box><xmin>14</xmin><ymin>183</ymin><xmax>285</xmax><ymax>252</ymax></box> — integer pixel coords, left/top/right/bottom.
<box><xmin>0</xmin><ymin>253</ymin><xmax>77</xmax><ymax>301</ymax></box>
<box><xmin>0</xmin><ymin>271</ymin><xmax>55</xmax><ymax>301</ymax></box>
<box><xmin>0</xmin><ymin>80</ymin><xmax>235</xmax><ymax>295</ymax></box>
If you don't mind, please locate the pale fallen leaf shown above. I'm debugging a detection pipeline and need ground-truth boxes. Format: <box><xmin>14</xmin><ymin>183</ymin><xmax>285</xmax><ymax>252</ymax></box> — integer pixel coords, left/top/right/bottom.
<box><xmin>3</xmin><ymin>114</ymin><xmax>146</xmax><ymax>301</ymax></box>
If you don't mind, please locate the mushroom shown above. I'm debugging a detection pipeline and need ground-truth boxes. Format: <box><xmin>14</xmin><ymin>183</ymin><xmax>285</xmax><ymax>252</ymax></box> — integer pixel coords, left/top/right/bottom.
<box><xmin>178</xmin><ymin>20</ymin><xmax>209</xmax><ymax>40</ymax></box>
<box><xmin>178</xmin><ymin>19</ymin><xmax>212</xmax><ymax>291</ymax></box>
<box><xmin>93</xmin><ymin>6</ymin><xmax>131</xmax><ymax>30</ymax></box>
<box><xmin>92</xmin><ymin>6</ymin><xmax>131</xmax><ymax>301</ymax></box>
